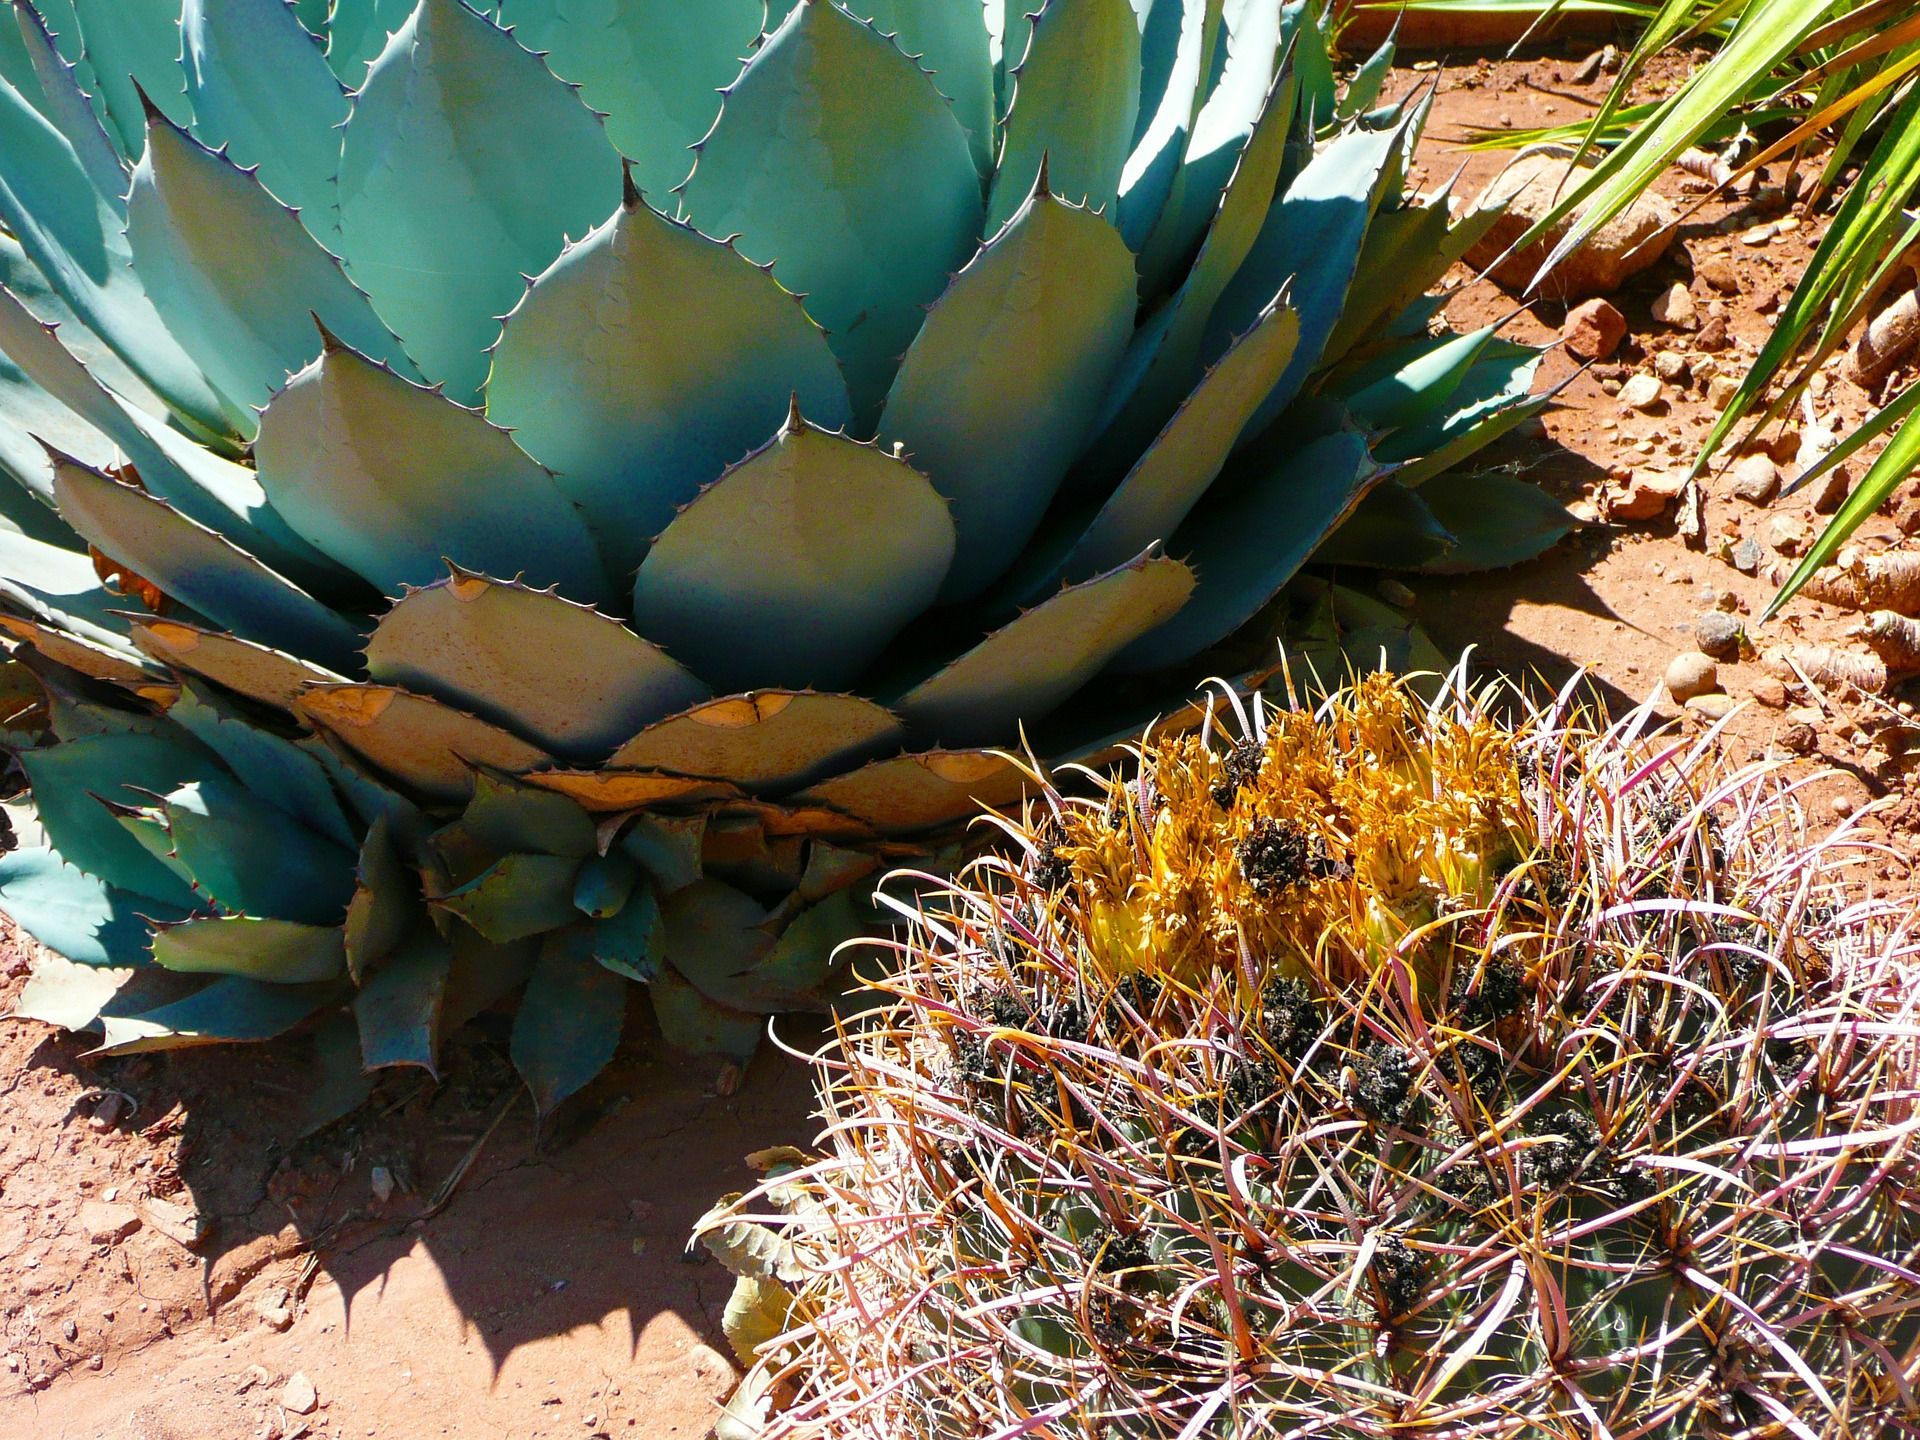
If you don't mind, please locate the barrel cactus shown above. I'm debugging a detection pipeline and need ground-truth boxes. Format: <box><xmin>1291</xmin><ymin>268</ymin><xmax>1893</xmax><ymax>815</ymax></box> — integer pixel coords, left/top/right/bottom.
<box><xmin>0</xmin><ymin>0</ymin><xmax>1561</xmax><ymax>1107</ymax></box>
<box><xmin>698</xmin><ymin>673</ymin><xmax>1920</xmax><ymax>1438</ymax></box>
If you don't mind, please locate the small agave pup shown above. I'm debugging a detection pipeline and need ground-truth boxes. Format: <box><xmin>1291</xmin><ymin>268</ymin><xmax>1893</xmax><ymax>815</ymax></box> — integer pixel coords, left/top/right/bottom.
<box><xmin>0</xmin><ymin>0</ymin><xmax>1561</xmax><ymax>1107</ymax></box>
<box><xmin>698</xmin><ymin>673</ymin><xmax>1920</xmax><ymax>1440</ymax></box>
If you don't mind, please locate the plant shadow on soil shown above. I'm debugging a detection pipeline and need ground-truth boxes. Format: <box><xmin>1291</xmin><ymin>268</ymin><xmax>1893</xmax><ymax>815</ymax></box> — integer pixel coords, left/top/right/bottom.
<box><xmin>3</xmin><ymin>976</ymin><xmax>823</xmax><ymax>1380</ymax></box>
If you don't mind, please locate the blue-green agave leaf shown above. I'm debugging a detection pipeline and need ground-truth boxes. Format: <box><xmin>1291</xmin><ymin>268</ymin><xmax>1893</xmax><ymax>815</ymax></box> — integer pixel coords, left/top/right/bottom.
<box><xmin>456</xmin><ymin>768</ymin><xmax>596</xmax><ymax>859</ymax></box>
<box><xmin>1061</xmin><ymin>299</ymin><xmax>1299</xmax><ymax>584</ymax></box>
<box><xmin>590</xmin><ymin>881</ymin><xmax>660</xmax><ymax>983</ymax></box>
<box><xmin>17</xmin><ymin>730</ymin><xmax>226</xmax><ymax>908</ymax></box>
<box><xmin>659</xmin><ymin>877</ymin><xmax>773</xmax><ymax>1002</ymax></box>
<box><xmin>1114</xmin><ymin>429</ymin><xmax>1374</xmax><ymax>671</ymax></box>
<box><xmin>162</xmin><ymin>773</ymin><xmax>359</xmax><ymax>923</ymax></box>
<box><xmin>367</xmin><ymin>569</ymin><xmax>708</xmax><ymax>764</ymax></box>
<box><xmin>896</xmin><ymin>547</ymin><xmax>1194</xmax><ymax>746</ymax></box>
<box><xmin>0</xmin><ymin>844</ymin><xmax>186</xmax><ymax>965</ymax></box>
<box><xmin>345</xmin><ymin>813</ymin><xmax>416</xmax><ymax>982</ymax></box>
<box><xmin>649</xmin><ymin>961</ymin><xmax>763</xmax><ymax>1059</ymax></box>
<box><xmin>680</xmin><ymin>0</ymin><xmax>983</xmax><ymax>426</ymax></box>
<box><xmin>989</xmin><ymin>0</ymin><xmax>1140</xmax><ymax>235</ymax></box>
<box><xmin>494</xmin><ymin>0</ymin><xmax>766</xmax><ymax>202</ymax></box>
<box><xmin>700</xmin><ymin>886</ymin><xmax>860</xmax><ymax>1013</ymax></box>
<box><xmin>255</xmin><ymin>340</ymin><xmax>608</xmax><ymax>606</ymax></box>
<box><xmin>1311</xmin><ymin>479</ymin><xmax>1455</xmax><ymax>570</ymax></box>
<box><xmin>1282</xmin><ymin>0</ymin><xmax>1333</xmax><ymax>129</ymax></box>
<box><xmin>165</xmin><ymin>678</ymin><xmax>358</xmax><ymax>850</ymax></box>
<box><xmin>50</xmin><ymin>452</ymin><xmax>369</xmax><ymax>673</ymax></box>
<box><xmin>0</xmin><ymin>529</ymin><xmax>155</xmax><ymax>674</ymax></box>
<box><xmin>0</xmin><ymin>284</ymin><xmax>346</xmax><ymax>586</ymax></box>
<box><xmin>511</xmin><ymin>922</ymin><xmax>629</xmax><ymax>1116</ymax></box>
<box><xmin>92</xmin><ymin>974</ymin><xmax>344</xmax><ymax>1055</ymax></box>
<box><xmin>486</xmin><ymin>189</ymin><xmax>851</xmax><ymax>586</ymax></box>
<box><xmin>433</xmin><ymin>852</ymin><xmax>581</xmax><ymax>944</ymax></box>
<box><xmin>130</xmin><ymin>616</ymin><xmax>346</xmax><ymax>714</ymax></box>
<box><xmin>842</xmin><ymin>0</ymin><xmax>996</xmax><ymax>176</ymax></box>
<box><xmin>324</xmin><ymin>0</ymin><xmax>415</xmax><ymax>87</ymax></box>
<box><xmin>151</xmin><ymin>914</ymin><xmax>348</xmax><ymax>983</ymax></box>
<box><xmin>1204</xmin><ymin>112</ymin><xmax>1406</xmax><ymax>442</ymax></box>
<box><xmin>878</xmin><ymin>186</ymin><xmax>1136</xmax><ymax>603</ymax></box>
<box><xmin>67</xmin><ymin>0</ymin><xmax>193</xmax><ymax>157</ymax></box>
<box><xmin>13</xmin><ymin>952</ymin><xmax>140</xmax><ymax>1029</ymax></box>
<box><xmin>1339</xmin><ymin>324</ymin><xmax>1499</xmax><ymax>434</ymax></box>
<box><xmin>297</xmin><ymin>683</ymin><xmax>553</xmax><ymax>804</ymax></box>
<box><xmin>631</xmin><ymin>412</ymin><xmax>955</xmax><ymax>694</ymax></box>
<box><xmin>573</xmin><ymin>851</ymin><xmax>635</xmax><ymax>920</ymax></box>
<box><xmin>1082</xmin><ymin>58</ymin><xmax>1295</xmax><ymax>471</ymax></box>
<box><xmin>13</xmin><ymin>0</ymin><xmax>127</xmax><ymax>210</ymax></box>
<box><xmin>336</xmin><ymin>0</ymin><xmax>622</xmax><ymax>403</ymax></box>
<box><xmin>127</xmin><ymin>111</ymin><xmax>419</xmax><ymax>431</ymax></box>
<box><xmin>1116</xmin><ymin>0</ymin><xmax>1221</xmax><ymax>252</ymax></box>
<box><xmin>1374</xmin><ymin>345</ymin><xmax>1545</xmax><ymax>468</ymax></box>
<box><xmin>181</xmin><ymin>0</ymin><xmax>352</xmax><ymax>246</ymax></box>
<box><xmin>1319</xmin><ymin>191</ymin><xmax>1460</xmax><ymax>367</ymax></box>
<box><xmin>0</xmin><ymin>73</ymin><xmax>229</xmax><ymax>438</ymax></box>
<box><xmin>608</xmin><ymin>692</ymin><xmax>903</xmax><ymax>794</ymax></box>
<box><xmin>440</xmin><ymin>926</ymin><xmax>535</xmax><ymax>1035</ymax></box>
<box><xmin>1415</xmin><ymin>473</ymin><xmax>1576</xmax><ymax>575</ymax></box>
<box><xmin>356</xmin><ymin>929</ymin><xmax>453</xmax><ymax>1073</ymax></box>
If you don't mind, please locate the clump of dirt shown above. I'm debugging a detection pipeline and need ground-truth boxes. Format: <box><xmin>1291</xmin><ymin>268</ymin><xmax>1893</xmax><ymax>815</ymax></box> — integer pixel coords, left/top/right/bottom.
<box><xmin>1</xmin><ymin>38</ymin><xmax>1916</xmax><ymax>1440</ymax></box>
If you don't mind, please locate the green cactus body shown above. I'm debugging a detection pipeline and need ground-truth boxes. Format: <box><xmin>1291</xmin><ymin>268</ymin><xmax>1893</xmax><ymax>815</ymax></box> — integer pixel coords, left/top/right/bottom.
<box><xmin>0</xmin><ymin>0</ymin><xmax>1558</xmax><ymax>1107</ymax></box>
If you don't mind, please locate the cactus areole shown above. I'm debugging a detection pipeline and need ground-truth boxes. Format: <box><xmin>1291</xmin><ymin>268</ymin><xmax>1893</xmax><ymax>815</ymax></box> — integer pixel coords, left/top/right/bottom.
<box><xmin>0</xmin><ymin>0</ymin><xmax>1557</xmax><ymax>1110</ymax></box>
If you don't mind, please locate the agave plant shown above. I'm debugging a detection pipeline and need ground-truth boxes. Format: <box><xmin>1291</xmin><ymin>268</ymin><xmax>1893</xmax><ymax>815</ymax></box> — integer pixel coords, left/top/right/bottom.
<box><xmin>698</xmin><ymin>673</ymin><xmax>1920</xmax><ymax>1439</ymax></box>
<box><xmin>0</xmin><ymin>0</ymin><xmax>1559</xmax><ymax>1109</ymax></box>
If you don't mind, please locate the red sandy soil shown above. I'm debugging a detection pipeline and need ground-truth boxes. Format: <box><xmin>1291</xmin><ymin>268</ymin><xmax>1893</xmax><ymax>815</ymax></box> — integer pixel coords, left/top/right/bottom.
<box><xmin>2</xmin><ymin>36</ymin><xmax>1917</xmax><ymax>1440</ymax></box>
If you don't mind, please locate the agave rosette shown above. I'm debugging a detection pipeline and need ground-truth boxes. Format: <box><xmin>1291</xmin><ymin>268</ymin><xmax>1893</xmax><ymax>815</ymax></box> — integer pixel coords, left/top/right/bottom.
<box><xmin>0</xmin><ymin>0</ymin><xmax>1561</xmax><ymax>1107</ymax></box>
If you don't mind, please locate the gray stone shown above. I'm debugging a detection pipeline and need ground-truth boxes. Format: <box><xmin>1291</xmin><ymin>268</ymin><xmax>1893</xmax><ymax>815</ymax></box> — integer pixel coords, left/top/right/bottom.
<box><xmin>1731</xmin><ymin>537</ymin><xmax>1765</xmax><ymax>575</ymax></box>
<box><xmin>1693</xmin><ymin>611</ymin><xmax>1744</xmax><ymax>660</ymax></box>
<box><xmin>1665</xmin><ymin>652</ymin><xmax>1719</xmax><ymax>703</ymax></box>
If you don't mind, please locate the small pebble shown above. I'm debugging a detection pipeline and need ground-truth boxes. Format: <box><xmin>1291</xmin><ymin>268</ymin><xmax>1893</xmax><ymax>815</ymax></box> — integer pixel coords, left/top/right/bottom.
<box><xmin>1729</xmin><ymin>453</ymin><xmax>1779</xmax><ymax>504</ymax></box>
<box><xmin>61</xmin><ymin>1319</ymin><xmax>77</xmax><ymax>1342</ymax></box>
<box><xmin>1692</xmin><ymin>611</ymin><xmax>1744</xmax><ymax>663</ymax></box>
<box><xmin>1618</xmin><ymin>374</ymin><xmax>1665</xmax><ymax>412</ymax></box>
<box><xmin>1831</xmin><ymin>795</ymin><xmax>1855</xmax><ymax>817</ymax></box>
<box><xmin>1749</xmin><ymin>675</ymin><xmax>1788</xmax><ymax>708</ymax></box>
<box><xmin>1665</xmin><ymin>652</ymin><xmax>1719</xmax><ymax>703</ymax></box>
<box><xmin>1687</xmin><ymin>694</ymin><xmax>1737</xmax><ymax>721</ymax></box>
<box><xmin>369</xmin><ymin>1166</ymin><xmax>394</xmax><ymax>1205</ymax></box>
<box><xmin>1731</xmin><ymin>538</ymin><xmax>1764</xmax><ymax>575</ymax></box>
<box><xmin>281</xmin><ymin>1373</ymin><xmax>319</xmax><ymax>1415</ymax></box>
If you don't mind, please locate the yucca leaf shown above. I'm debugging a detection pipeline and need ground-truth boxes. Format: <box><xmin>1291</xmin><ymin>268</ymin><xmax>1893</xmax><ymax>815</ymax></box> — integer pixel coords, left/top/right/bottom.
<box><xmin>1767</xmin><ymin>403</ymin><xmax>1920</xmax><ymax>617</ymax></box>
<box><xmin>680</xmin><ymin>0</ymin><xmax>983</xmax><ymax>425</ymax></box>
<box><xmin>17</xmin><ymin>730</ymin><xmax>227</xmax><ymax>908</ymax></box>
<box><xmin>92</xmin><ymin>973</ymin><xmax>345</xmax><ymax>1055</ymax></box>
<box><xmin>127</xmin><ymin>110</ymin><xmax>418</xmax><ymax>430</ymax></box>
<box><xmin>297</xmin><ymin>684</ymin><xmax>553</xmax><ymax>804</ymax></box>
<box><xmin>355</xmin><ymin>929</ymin><xmax>452</xmax><ymax>1073</ymax></box>
<box><xmin>50</xmin><ymin>453</ymin><xmax>368</xmax><ymax>673</ymax></box>
<box><xmin>631</xmin><ymin>413</ymin><xmax>955</xmax><ymax>694</ymax></box>
<box><xmin>151</xmin><ymin>914</ymin><xmax>348</xmax><ymax>983</ymax></box>
<box><xmin>895</xmin><ymin>547</ymin><xmax>1195</xmax><ymax>745</ymax></box>
<box><xmin>255</xmin><ymin>340</ymin><xmax>608</xmax><ymax>606</ymax></box>
<box><xmin>486</xmin><ymin>189</ymin><xmax>852</xmax><ymax>585</ymax></box>
<box><xmin>493</xmin><ymin>0</ymin><xmax>766</xmax><ymax>201</ymax></box>
<box><xmin>511</xmin><ymin>923</ymin><xmax>629</xmax><ymax>1116</ymax></box>
<box><xmin>180</xmin><ymin>0</ymin><xmax>351</xmax><ymax>245</ymax></box>
<box><xmin>0</xmin><ymin>845</ymin><xmax>186</xmax><ymax>966</ymax></box>
<box><xmin>365</xmin><ymin>569</ymin><xmax>707</xmax><ymax>764</ymax></box>
<box><xmin>1114</xmin><ymin>429</ymin><xmax>1374</xmax><ymax>671</ymax></box>
<box><xmin>336</xmin><ymin>0</ymin><xmax>622</xmax><ymax>403</ymax></box>
<box><xmin>879</xmin><ymin>186</ymin><xmax>1137</xmax><ymax>603</ymax></box>
<box><xmin>608</xmin><ymin>692</ymin><xmax>905</xmax><ymax>794</ymax></box>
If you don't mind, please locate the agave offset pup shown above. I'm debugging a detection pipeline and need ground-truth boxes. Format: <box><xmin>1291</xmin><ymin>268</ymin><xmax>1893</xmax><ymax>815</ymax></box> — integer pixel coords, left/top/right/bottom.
<box><xmin>0</xmin><ymin>0</ymin><xmax>1559</xmax><ymax>1108</ymax></box>
<box><xmin>699</xmin><ymin>672</ymin><xmax>1920</xmax><ymax>1439</ymax></box>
